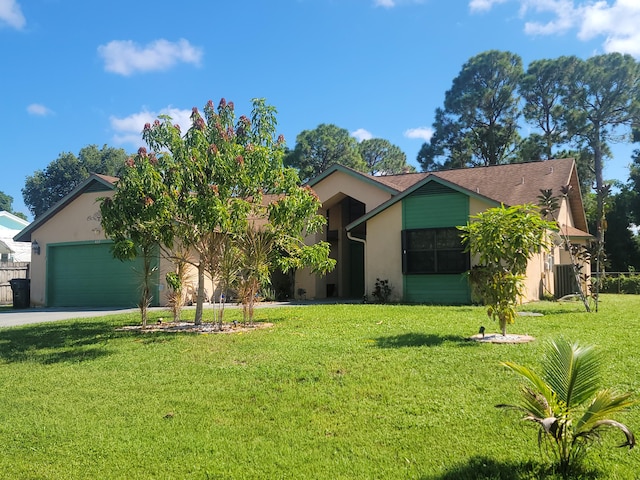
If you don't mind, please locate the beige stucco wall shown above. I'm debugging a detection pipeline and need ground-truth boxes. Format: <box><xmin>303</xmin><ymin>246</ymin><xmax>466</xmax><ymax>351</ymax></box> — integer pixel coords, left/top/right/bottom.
<box><xmin>312</xmin><ymin>170</ymin><xmax>392</xmax><ymax>211</ymax></box>
<box><xmin>365</xmin><ymin>203</ymin><xmax>403</xmax><ymax>301</ymax></box>
<box><xmin>294</xmin><ymin>229</ymin><xmax>326</xmax><ymax>300</ymax></box>
<box><xmin>468</xmin><ymin>195</ymin><xmax>556</xmax><ymax>303</ymax></box>
<box><xmin>29</xmin><ymin>190</ymin><xmax>211</xmax><ymax>307</ymax></box>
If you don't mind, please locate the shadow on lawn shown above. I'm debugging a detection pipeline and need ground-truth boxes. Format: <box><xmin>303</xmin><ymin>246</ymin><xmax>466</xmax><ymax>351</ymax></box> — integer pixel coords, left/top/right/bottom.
<box><xmin>423</xmin><ymin>456</ymin><xmax>600</xmax><ymax>480</ymax></box>
<box><xmin>0</xmin><ymin>320</ymin><xmax>138</xmax><ymax>364</ymax></box>
<box><xmin>374</xmin><ymin>332</ymin><xmax>476</xmax><ymax>348</ymax></box>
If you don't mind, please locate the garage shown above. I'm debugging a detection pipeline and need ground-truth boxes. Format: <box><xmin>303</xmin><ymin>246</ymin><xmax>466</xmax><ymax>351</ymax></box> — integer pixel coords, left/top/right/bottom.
<box><xmin>47</xmin><ymin>242</ymin><xmax>160</xmax><ymax>308</ymax></box>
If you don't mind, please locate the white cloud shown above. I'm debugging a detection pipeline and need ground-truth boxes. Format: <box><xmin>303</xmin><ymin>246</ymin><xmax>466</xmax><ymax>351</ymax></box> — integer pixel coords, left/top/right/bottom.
<box><xmin>404</xmin><ymin>127</ymin><xmax>433</xmax><ymax>141</ymax></box>
<box><xmin>98</xmin><ymin>38</ymin><xmax>203</xmax><ymax>76</ymax></box>
<box><xmin>0</xmin><ymin>0</ymin><xmax>25</xmax><ymax>29</ymax></box>
<box><xmin>469</xmin><ymin>0</ymin><xmax>509</xmax><ymax>13</ymax></box>
<box><xmin>470</xmin><ymin>0</ymin><xmax>640</xmax><ymax>58</ymax></box>
<box><xmin>110</xmin><ymin>107</ymin><xmax>192</xmax><ymax>146</ymax></box>
<box><xmin>579</xmin><ymin>0</ymin><xmax>640</xmax><ymax>56</ymax></box>
<box><xmin>26</xmin><ymin>103</ymin><xmax>53</xmax><ymax>116</ymax></box>
<box><xmin>351</xmin><ymin>128</ymin><xmax>374</xmax><ymax>142</ymax></box>
<box><xmin>522</xmin><ymin>0</ymin><xmax>579</xmax><ymax>36</ymax></box>
<box><xmin>373</xmin><ymin>0</ymin><xmax>426</xmax><ymax>7</ymax></box>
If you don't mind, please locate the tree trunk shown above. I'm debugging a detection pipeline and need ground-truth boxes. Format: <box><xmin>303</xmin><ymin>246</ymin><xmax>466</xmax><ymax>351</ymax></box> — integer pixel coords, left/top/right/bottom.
<box><xmin>194</xmin><ymin>259</ymin><xmax>205</xmax><ymax>326</ymax></box>
<box><xmin>593</xmin><ymin>121</ymin><xmax>605</xmax><ymax>312</ymax></box>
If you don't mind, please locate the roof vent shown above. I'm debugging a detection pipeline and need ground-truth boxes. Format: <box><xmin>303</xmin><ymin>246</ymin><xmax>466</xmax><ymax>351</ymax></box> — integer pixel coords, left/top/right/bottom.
<box><xmin>521</xmin><ymin>176</ymin><xmax>525</xmax><ymax>185</ymax></box>
<box><xmin>549</xmin><ymin>166</ymin><xmax>554</xmax><ymax>174</ymax></box>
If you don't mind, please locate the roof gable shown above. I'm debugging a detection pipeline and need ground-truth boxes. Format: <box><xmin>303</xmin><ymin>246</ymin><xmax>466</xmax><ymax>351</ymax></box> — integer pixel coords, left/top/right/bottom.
<box><xmin>307</xmin><ymin>164</ymin><xmax>400</xmax><ymax>195</ymax></box>
<box><xmin>13</xmin><ymin>174</ymin><xmax>116</xmax><ymax>243</ymax></box>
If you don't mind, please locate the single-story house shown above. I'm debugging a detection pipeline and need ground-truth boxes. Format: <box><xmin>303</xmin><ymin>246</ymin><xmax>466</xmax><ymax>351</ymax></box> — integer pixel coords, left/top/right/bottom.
<box><xmin>13</xmin><ymin>175</ymin><xmax>211</xmax><ymax>308</ymax></box>
<box><xmin>295</xmin><ymin>158</ymin><xmax>591</xmax><ymax>304</ymax></box>
<box><xmin>14</xmin><ymin>158</ymin><xmax>590</xmax><ymax>308</ymax></box>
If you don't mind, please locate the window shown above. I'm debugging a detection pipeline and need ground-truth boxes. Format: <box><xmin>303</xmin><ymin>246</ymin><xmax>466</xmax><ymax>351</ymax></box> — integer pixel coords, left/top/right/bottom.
<box><xmin>402</xmin><ymin>228</ymin><xmax>469</xmax><ymax>274</ymax></box>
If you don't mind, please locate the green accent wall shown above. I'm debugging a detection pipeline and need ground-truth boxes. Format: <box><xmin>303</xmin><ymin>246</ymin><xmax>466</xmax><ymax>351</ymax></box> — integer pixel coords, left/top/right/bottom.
<box><xmin>47</xmin><ymin>242</ymin><xmax>160</xmax><ymax>308</ymax></box>
<box><xmin>403</xmin><ymin>182</ymin><xmax>469</xmax><ymax>229</ymax></box>
<box><xmin>404</xmin><ymin>274</ymin><xmax>470</xmax><ymax>304</ymax></box>
<box><xmin>402</xmin><ymin>181</ymin><xmax>471</xmax><ymax>304</ymax></box>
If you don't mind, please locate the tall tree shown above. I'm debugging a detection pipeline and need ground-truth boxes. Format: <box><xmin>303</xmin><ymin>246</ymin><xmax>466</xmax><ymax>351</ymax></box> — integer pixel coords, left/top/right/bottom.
<box><xmin>520</xmin><ymin>57</ymin><xmax>574</xmax><ymax>160</ymax></box>
<box><xmin>358</xmin><ymin>138</ymin><xmax>414</xmax><ymax>175</ymax></box>
<box><xmin>0</xmin><ymin>191</ymin><xmax>13</xmax><ymax>213</ymax></box>
<box><xmin>418</xmin><ymin>50</ymin><xmax>523</xmax><ymax>170</ymax></box>
<box><xmin>562</xmin><ymin>53</ymin><xmax>640</xmax><ymax>274</ymax></box>
<box><xmin>603</xmin><ymin>184</ymin><xmax>640</xmax><ymax>272</ymax></box>
<box><xmin>23</xmin><ymin>144</ymin><xmax>127</xmax><ymax>218</ymax></box>
<box><xmin>121</xmin><ymin>98</ymin><xmax>334</xmax><ymax>325</ymax></box>
<box><xmin>284</xmin><ymin>123</ymin><xmax>366</xmax><ymax>181</ymax></box>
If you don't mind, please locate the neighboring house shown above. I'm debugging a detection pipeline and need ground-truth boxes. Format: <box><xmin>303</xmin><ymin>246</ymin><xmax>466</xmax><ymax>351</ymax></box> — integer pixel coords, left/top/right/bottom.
<box><xmin>0</xmin><ymin>211</ymin><xmax>31</xmax><ymax>263</ymax></box>
<box><xmin>295</xmin><ymin>158</ymin><xmax>591</xmax><ymax>304</ymax></box>
<box><xmin>13</xmin><ymin>174</ymin><xmax>211</xmax><ymax>308</ymax></box>
<box><xmin>1</xmin><ymin>211</ymin><xmax>31</xmax><ymax>305</ymax></box>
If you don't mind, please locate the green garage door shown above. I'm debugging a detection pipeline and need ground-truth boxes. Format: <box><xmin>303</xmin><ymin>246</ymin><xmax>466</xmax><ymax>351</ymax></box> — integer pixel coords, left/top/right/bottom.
<box><xmin>47</xmin><ymin>242</ymin><xmax>159</xmax><ymax>308</ymax></box>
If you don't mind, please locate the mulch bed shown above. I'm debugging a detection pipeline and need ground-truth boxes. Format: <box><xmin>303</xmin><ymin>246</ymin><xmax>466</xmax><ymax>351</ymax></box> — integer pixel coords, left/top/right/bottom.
<box><xmin>468</xmin><ymin>333</ymin><xmax>535</xmax><ymax>344</ymax></box>
<box><xmin>118</xmin><ymin>321</ymin><xmax>274</xmax><ymax>334</ymax></box>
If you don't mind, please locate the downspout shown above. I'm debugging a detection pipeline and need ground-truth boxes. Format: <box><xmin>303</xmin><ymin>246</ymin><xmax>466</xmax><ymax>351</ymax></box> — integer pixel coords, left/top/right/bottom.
<box><xmin>346</xmin><ymin>231</ymin><xmax>367</xmax><ymax>301</ymax></box>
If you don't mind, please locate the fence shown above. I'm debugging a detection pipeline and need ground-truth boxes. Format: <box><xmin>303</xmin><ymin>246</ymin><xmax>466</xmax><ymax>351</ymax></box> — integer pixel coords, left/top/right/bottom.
<box><xmin>593</xmin><ymin>272</ymin><xmax>640</xmax><ymax>294</ymax></box>
<box><xmin>0</xmin><ymin>262</ymin><xmax>30</xmax><ymax>305</ymax></box>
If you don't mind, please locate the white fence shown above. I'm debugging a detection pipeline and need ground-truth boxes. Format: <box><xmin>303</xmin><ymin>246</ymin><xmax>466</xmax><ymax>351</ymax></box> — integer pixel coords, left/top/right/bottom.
<box><xmin>0</xmin><ymin>262</ymin><xmax>30</xmax><ymax>305</ymax></box>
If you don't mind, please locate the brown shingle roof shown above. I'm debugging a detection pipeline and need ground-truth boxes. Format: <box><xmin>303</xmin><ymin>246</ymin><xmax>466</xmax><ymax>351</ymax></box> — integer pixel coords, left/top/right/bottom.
<box><xmin>345</xmin><ymin>158</ymin><xmax>588</xmax><ymax>233</ymax></box>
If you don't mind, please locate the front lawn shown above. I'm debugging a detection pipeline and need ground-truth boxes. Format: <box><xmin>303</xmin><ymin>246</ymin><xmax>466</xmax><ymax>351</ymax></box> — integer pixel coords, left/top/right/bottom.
<box><xmin>0</xmin><ymin>296</ymin><xmax>638</xmax><ymax>479</ymax></box>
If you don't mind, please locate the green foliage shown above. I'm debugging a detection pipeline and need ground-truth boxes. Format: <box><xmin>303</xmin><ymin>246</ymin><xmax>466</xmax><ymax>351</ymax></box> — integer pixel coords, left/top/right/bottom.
<box><xmin>459</xmin><ymin>204</ymin><xmax>556</xmax><ymax>335</ymax></box>
<box><xmin>105</xmin><ymin>97</ymin><xmax>334</xmax><ymax>325</ymax></box>
<box><xmin>22</xmin><ymin>145</ymin><xmax>127</xmax><ymax>218</ymax></box>
<box><xmin>599</xmin><ymin>274</ymin><xmax>640</xmax><ymax>294</ymax></box>
<box><xmin>371</xmin><ymin>278</ymin><xmax>393</xmax><ymax>303</ymax></box>
<box><xmin>2</xmin><ymin>297</ymin><xmax>640</xmax><ymax>478</ymax></box>
<box><xmin>519</xmin><ymin>57</ymin><xmax>573</xmax><ymax>160</ymax></box>
<box><xmin>0</xmin><ymin>191</ymin><xmax>12</xmax><ymax>212</ymax></box>
<box><xmin>418</xmin><ymin>50</ymin><xmax>523</xmax><ymax>170</ymax></box>
<box><xmin>358</xmin><ymin>138</ymin><xmax>413</xmax><ymax>175</ymax></box>
<box><xmin>499</xmin><ymin>338</ymin><xmax>636</xmax><ymax>476</ymax></box>
<box><xmin>284</xmin><ymin>123</ymin><xmax>366</xmax><ymax>181</ymax></box>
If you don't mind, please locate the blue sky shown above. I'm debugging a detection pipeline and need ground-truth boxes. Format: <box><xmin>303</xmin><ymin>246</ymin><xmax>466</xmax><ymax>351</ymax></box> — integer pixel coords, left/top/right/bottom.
<box><xmin>2</xmin><ymin>0</ymin><xmax>640</xmax><ymax>219</ymax></box>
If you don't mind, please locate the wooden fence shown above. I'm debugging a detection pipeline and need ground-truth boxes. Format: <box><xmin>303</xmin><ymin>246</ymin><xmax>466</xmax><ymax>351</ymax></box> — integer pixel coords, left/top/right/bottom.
<box><xmin>0</xmin><ymin>262</ymin><xmax>30</xmax><ymax>305</ymax></box>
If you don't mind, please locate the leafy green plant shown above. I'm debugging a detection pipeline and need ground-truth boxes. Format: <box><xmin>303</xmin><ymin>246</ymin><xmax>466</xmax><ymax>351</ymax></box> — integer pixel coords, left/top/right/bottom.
<box><xmin>498</xmin><ymin>338</ymin><xmax>636</xmax><ymax>477</ymax></box>
<box><xmin>459</xmin><ymin>204</ymin><xmax>556</xmax><ymax>335</ymax></box>
<box><xmin>371</xmin><ymin>278</ymin><xmax>393</xmax><ymax>303</ymax></box>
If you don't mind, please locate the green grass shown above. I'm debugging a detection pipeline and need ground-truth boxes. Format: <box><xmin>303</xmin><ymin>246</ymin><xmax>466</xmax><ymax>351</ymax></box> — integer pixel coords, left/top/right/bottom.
<box><xmin>0</xmin><ymin>296</ymin><xmax>639</xmax><ymax>479</ymax></box>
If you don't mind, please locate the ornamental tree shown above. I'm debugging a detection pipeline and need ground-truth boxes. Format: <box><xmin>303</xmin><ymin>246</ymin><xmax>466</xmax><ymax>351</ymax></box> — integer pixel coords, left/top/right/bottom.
<box><xmin>138</xmin><ymin>98</ymin><xmax>334</xmax><ymax>324</ymax></box>
<box><xmin>100</xmin><ymin>148</ymin><xmax>175</xmax><ymax>327</ymax></box>
<box><xmin>459</xmin><ymin>204</ymin><xmax>556</xmax><ymax>335</ymax></box>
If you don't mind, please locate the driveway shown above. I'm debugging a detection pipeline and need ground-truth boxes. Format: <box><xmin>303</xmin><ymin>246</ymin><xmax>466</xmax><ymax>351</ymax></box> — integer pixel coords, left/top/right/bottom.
<box><xmin>0</xmin><ymin>299</ymin><xmax>356</xmax><ymax>329</ymax></box>
<box><xmin>0</xmin><ymin>307</ymin><xmax>140</xmax><ymax>328</ymax></box>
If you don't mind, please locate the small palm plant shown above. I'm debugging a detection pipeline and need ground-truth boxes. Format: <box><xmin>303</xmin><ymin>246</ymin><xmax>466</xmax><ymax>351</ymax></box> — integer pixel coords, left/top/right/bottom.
<box><xmin>498</xmin><ymin>338</ymin><xmax>636</xmax><ymax>476</ymax></box>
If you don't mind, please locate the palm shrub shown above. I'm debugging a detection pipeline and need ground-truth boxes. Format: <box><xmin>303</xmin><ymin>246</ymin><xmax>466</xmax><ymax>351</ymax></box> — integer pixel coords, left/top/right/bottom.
<box><xmin>498</xmin><ymin>338</ymin><xmax>636</xmax><ymax>476</ymax></box>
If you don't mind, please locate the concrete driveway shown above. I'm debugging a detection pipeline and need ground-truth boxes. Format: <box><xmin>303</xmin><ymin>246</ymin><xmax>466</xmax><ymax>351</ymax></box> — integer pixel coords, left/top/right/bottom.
<box><xmin>0</xmin><ymin>299</ymin><xmax>352</xmax><ymax>329</ymax></box>
<box><xmin>0</xmin><ymin>307</ymin><xmax>139</xmax><ymax>328</ymax></box>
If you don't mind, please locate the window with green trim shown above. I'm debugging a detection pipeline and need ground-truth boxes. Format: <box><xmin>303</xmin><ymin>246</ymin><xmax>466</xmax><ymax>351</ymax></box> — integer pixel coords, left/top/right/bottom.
<box><xmin>401</xmin><ymin>228</ymin><xmax>469</xmax><ymax>274</ymax></box>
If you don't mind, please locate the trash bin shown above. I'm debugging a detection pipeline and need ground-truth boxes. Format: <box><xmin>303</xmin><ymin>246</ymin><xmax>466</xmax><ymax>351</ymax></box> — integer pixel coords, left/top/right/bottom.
<box><xmin>9</xmin><ymin>278</ymin><xmax>30</xmax><ymax>309</ymax></box>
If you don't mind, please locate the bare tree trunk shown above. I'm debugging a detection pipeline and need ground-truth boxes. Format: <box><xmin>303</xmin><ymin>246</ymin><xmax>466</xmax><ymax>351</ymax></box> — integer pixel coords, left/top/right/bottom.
<box><xmin>593</xmin><ymin>122</ymin><xmax>604</xmax><ymax>312</ymax></box>
<box><xmin>194</xmin><ymin>258</ymin><xmax>205</xmax><ymax>326</ymax></box>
